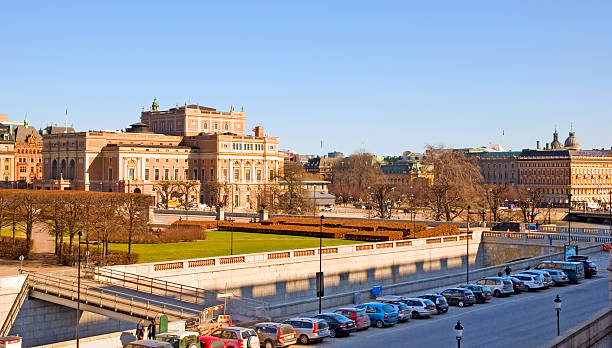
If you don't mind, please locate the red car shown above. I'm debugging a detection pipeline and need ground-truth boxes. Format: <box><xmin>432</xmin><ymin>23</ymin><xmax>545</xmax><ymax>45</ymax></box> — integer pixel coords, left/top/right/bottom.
<box><xmin>199</xmin><ymin>336</ymin><xmax>227</xmax><ymax>348</ymax></box>
<box><xmin>333</xmin><ymin>307</ymin><xmax>370</xmax><ymax>330</ymax></box>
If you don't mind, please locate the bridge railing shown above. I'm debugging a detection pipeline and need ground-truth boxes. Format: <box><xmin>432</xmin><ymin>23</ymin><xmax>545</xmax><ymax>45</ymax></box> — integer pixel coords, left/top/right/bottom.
<box><xmin>482</xmin><ymin>231</ymin><xmax>612</xmax><ymax>244</ymax></box>
<box><xmin>26</xmin><ymin>272</ymin><xmax>202</xmax><ymax>321</ymax></box>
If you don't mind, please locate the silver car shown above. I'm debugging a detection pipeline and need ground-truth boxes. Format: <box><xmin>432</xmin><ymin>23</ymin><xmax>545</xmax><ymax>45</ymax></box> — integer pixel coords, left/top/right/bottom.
<box><xmin>401</xmin><ymin>298</ymin><xmax>437</xmax><ymax>318</ymax></box>
<box><xmin>540</xmin><ymin>269</ymin><xmax>569</xmax><ymax>285</ymax></box>
<box><xmin>283</xmin><ymin>317</ymin><xmax>330</xmax><ymax>345</ymax></box>
<box><xmin>475</xmin><ymin>277</ymin><xmax>514</xmax><ymax>297</ymax></box>
<box><xmin>511</xmin><ymin>274</ymin><xmax>546</xmax><ymax>291</ymax></box>
<box><xmin>520</xmin><ymin>270</ymin><xmax>554</xmax><ymax>288</ymax></box>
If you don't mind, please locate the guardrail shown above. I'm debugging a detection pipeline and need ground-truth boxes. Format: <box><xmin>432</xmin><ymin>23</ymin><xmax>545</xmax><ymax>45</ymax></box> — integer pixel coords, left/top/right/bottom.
<box><xmin>483</xmin><ymin>231</ymin><xmax>612</xmax><ymax>244</ymax></box>
<box><xmin>540</xmin><ymin>225</ymin><xmax>611</xmax><ymax>236</ymax></box>
<box><xmin>26</xmin><ymin>272</ymin><xmax>202</xmax><ymax>321</ymax></box>
<box><xmin>0</xmin><ymin>275</ymin><xmax>29</xmax><ymax>336</ymax></box>
<box><xmin>113</xmin><ymin>233</ymin><xmax>477</xmax><ymax>275</ymax></box>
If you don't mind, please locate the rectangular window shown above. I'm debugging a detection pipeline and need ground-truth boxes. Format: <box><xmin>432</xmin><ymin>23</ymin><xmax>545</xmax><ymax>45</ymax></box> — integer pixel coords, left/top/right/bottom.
<box><xmin>144</xmin><ymin>168</ymin><xmax>150</xmax><ymax>181</ymax></box>
<box><xmin>234</xmin><ymin>168</ymin><xmax>240</xmax><ymax>181</ymax></box>
<box><xmin>201</xmin><ymin>168</ymin><xmax>206</xmax><ymax>181</ymax></box>
<box><xmin>164</xmin><ymin>169</ymin><xmax>169</xmax><ymax>180</ymax></box>
<box><xmin>211</xmin><ymin>168</ymin><xmax>214</xmax><ymax>179</ymax></box>
<box><xmin>154</xmin><ymin>168</ymin><xmax>159</xmax><ymax>180</ymax></box>
<box><xmin>193</xmin><ymin>169</ymin><xmax>198</xmax><ymax>180</ymax></box>
<box><xmin>184</xmin><ymin>168</ymin><xmax>188</xmax><ymax>180</ymax></box>
<box><xmin>269</xmin><ymin>169</ymin><xmax>274</xmax><ymax>180</ymax></box>
<box><xmin>245</xmin><ymin>169</ymin><xmax>251</xmax><ymax>181</ymax></box>
<box><xmin>256</xmin><ymin>170</ymin><xmax>262</xmax><ymax>182</ymax></box>
<box><xmin>174</xmin><ymin>168</ymin><xmax>179</xmax><ymax>180</ymax></box>
<box><xmin>108</xmin><ymin>167</ymin><xmax>113</xmax><ymax>180</ymax></box>
<box><xmin>128</xmin><ymin>168</ymin><xmax>135</xmax><ymax>180</ymax></box>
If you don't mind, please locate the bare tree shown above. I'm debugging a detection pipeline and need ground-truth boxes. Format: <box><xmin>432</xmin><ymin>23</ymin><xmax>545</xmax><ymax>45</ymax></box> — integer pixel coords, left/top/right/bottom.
<box><xmin>329</xmin><ymin>152</ymin><xmax>381</xmax><ymax>202</ymax></box>
<box><xmin>120</xmin><ymin>194</ymin><xmax>150</xmax><ymax>255</ymax></box>
<box><xmin>13</xmin><ymin>191</ymin><xmax>44</xmax><ymax>254</ymax></box>
<box><xmin>370</xmin><ymin>182</ymin><xmax>400</xmax><ymax>218</ymax></box>
<box><xmin>423</xmin><ymin>147</ymin><xmax>484</xmax><ymax>221</ymax></box>
<box><xmin>175</xmin><ymin>180</ymin><xmax>199</xmax><ymax>210</ymax></box>
<box><xmin>518</xmin><ymin>187</ymin><xmax>544</xmax><ymax>223</ymax></box>
<box><xmin>153</xmin><ymin>181</ymin><xmax>178</xmax><ymax>209</ymax></box>
<box><xmin>484</xmin><ymin>184</ymin><xmax>512</xmax><ymax>222</ymax></box>
<box><xmin>275</xmin><ymin>162</ymin><xmax>309</xmax><ymax>214</ymax></box>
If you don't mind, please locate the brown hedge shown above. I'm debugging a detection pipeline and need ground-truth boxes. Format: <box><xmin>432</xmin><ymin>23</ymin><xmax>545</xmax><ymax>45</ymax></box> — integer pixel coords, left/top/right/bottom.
<box><xmin>0</xmin><ymin>237</ymin><xmax>29</xmax><ymax>259</ymax></box>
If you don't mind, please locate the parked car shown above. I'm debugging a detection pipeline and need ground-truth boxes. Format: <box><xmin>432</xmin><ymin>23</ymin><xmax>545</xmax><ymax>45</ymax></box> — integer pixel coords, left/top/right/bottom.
<box><xmin>199</xmin><ymin>336</ymin><xmax>227</xmax><ymax>348</ymax></box>
<box><xmin>155</xmin><ymin>331</ymin><xmax>200</xmax><ymax>348</ymax></box>
<box><xmin>333</xmin><ymin>307</ymin><xmax>371</xmax><ymax>330</ymax></box>
<box><xmin>249</xmin><ymin>322</ymin><xmax>297</xmax><ymax>348</ymax></box>
<box><xmin>511</xmin><ymin>274</ymin><xmax>546</xmax><ymax>291</ymax></box>
<box><xmin>440</xmin><ymin>288</ymin><xmax>476</xmax><ymax>307</ymax></box>
<box><xmin>355</xmin><ymin>302</ymin><xmax>399</xmax><ymax>328</ymax></box>
<box><xmin>507</xmin><ymin>276</ymin><xmax>527</xmax><ymax>293</ymax></box>
<box><xmin>567</xmin><ymin>255</ymin><xmax>598</xmax><ymax>278</ymax></box>
<box><xmin>457</xmin><ymin>284</ymin><xmax>491</xmax><ymax>303</ymax></box>
<box><xmin>475</xmin><ymin>277</ymin><xmax>514</xmax><ymax>297</ymax></box>
<box><xmin>401</xmin><ymin>298</ymin><xmax>437</xmax><ymax>318</ymax></box>
<box><xmin>520</xmin><ymin>270</ymin><xmax>554</xmax><ymax>288</ymax></box>
<box><xmin>375</xmin><ymin>296</ymin><xmax>410</xmax><ymax>321</ymax></box>
<box><xmin>492</xmin><ymin>222</ymin><xmax>524</xmax><ymax>232</ymax></box>
<box><xmin>539</xmin><ymin>269</ymin><xmax>569</xmax><ymax>286</ymax></box>
<box><xmin>209</xmin><ymin>328</ymin><xmax>260</xmax><ymax>348</ymax></box>
<box><xmin>313</xmin><ymin>313</ymin><xmax>356</xmax><ymax>338</ymax></box>
<box><xmin>282</xmin><ymin>318</ymin><xmax>330</xmax><ymax>345</ymax></box>
<box><xmin>124</xmin><ymin>341</ymin><xmax>173</xmax><ymax>348</ymax></box>
<box><xmin>417</xmin><ymin>294</ymin><xmax>449</xmax><ymax>314</ymax></box>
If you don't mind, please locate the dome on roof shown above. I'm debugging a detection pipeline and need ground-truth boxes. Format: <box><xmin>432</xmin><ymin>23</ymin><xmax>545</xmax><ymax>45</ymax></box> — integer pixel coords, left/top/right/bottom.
<box><xmin>564</xmin><ymin>131</ymin><xmax>580</xmax><ymax>149</ymax></box>
<box><xmin>550</xmin><ymin>130</ymin><xmax>563</xmax><ymax>149</ymax></box>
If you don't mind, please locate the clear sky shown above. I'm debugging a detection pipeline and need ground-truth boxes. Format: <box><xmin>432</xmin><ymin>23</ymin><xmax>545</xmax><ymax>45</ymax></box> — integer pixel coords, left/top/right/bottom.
<box><xmin>1</xmin><ymin>1</ymin><xmax>610</xmax><ymax>155</ymax></box>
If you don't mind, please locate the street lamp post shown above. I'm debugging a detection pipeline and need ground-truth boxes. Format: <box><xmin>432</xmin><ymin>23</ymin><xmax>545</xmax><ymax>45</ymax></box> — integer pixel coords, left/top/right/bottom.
<box><xmin>454</xmin><ymin>320</ymin><xmax>464</xmax><ymax>348</ymax></box>
<box><xmin>567</xmin><ymin>193</ymin><xmax>572</xmax><ymax>258</ymax></box>
<box><xmin>317</xmin><ymin>215</ymin><xmax>325</xmax><ymax>313</ymax></box>
<box><xmin>228</xmin><ymin>218</ymin><xmax>235</xmax><ymax>256</ymax></box>
<box><xmin>76</xmin><ymin>231</ymin><xmax>83</xmax><ymax>348</ymax></box>
<box><xmin>410</xmin><ymin>193</ymin><xmax>415</xmax><ymax>235</ymax></box>
<box><xmin>554</xmin><ymin>295</ymin><xmax>562</xmax><ymax>336</ymax></box>
<box><xmin>466</xmin><ymin>205</ymin><xmax>471</xmax><ymax>283</ymax></box>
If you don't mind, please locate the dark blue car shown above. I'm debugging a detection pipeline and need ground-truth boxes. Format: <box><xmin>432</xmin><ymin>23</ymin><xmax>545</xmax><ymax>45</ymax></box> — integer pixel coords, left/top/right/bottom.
<box><xmin>355</xmin><ymin>302</ymin><xmax>399</xmax><ymax>328</ymax></box>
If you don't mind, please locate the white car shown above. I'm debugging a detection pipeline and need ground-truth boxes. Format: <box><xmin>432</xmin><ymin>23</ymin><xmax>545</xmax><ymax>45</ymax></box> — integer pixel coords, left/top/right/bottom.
<box><xmin>519</xmin><ymin>270</ymin><xmax>554</xmax><ymax>288</ymax></box>
<box><xmin>511</xmin><ymin>274</ymin><xmax>546</xmax><ymax>291</ymax></box>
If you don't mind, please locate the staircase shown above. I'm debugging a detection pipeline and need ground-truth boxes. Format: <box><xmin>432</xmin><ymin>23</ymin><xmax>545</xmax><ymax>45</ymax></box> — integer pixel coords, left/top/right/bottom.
<box><xmin>0</xmin><ymin>274</ymin><xmax>30</xmax><ymax>336</ymax></box>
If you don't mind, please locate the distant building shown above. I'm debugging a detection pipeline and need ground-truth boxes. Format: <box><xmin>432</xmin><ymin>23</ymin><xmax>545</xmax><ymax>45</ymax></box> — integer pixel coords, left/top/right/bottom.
<box><xmin>380</xmin><ymin>151</ymin><xmax>433</xmax><ymax>185</ymax></box>
<box><xmin>0</xmin><ymin>115</ymin><xmax>44</xmax><ymax>184</ymax></box>
<box><xmin>468</xmin><ymin>151</ymin><xmax>520</xmax><ymax>186</ymax></box>
<box><xmin>327</xmin><ymin>151</ymin><xmax>343</xmax><ymax>159</ymax></box>
<box><xmin>304</xmin><ymin>156</ymin><xmax>343</xmax><ymax>181</ymax></box>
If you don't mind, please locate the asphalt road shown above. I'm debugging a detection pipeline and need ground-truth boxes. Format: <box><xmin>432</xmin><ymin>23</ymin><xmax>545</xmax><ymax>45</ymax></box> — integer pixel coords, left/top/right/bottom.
<box><xmin>292</xmin><ymin>251</ymin><xmax>610</xmax><ymax>348</ymax></box>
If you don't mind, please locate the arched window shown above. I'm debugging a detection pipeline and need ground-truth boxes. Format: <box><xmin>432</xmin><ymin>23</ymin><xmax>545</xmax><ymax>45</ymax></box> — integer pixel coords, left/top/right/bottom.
<box><xmin>60</xmin><ymin>159</ymin><xmax>66</xmax><ymax>178</ymax></box>
<box><xmin>51</xmin><ymin>159</ymin><xmax>58</xmax><ymax>179</ymax></box>
<box><xmin>69</xmin><ymin>159</ymin><xmax>76</xmax><ymax>179</ymax></box>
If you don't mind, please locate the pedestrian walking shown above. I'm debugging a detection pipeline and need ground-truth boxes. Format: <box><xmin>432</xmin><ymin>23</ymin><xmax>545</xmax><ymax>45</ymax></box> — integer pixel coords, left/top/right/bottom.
<box><xmin>136</xmin><ymin>319</ymin><xmax>145</xmax><ymax>340</ymax></box>
<box><xmin>497</xmin><ymin>271</ymin><xmax>502</xmax><ymax>277</ymax></box>
<box><xmin>504</xmin><ymin>266</ymin><xmax>512</xmax><ymax>276</ymax></box>
<box><xmin>147</xmin><ymin>319</ymin><xmax>156</xmax><ymax>339</ymax></box>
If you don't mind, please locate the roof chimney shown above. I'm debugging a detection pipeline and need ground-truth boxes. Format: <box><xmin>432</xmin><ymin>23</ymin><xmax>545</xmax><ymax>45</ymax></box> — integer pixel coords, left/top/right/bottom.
<box><xmin>536</xmin><ymin>141</ymin><xmax>540</xmax><ymax>150</ymax></box>
<box><xmin>254</xmin><ymin>126</ymin><xmax>264</xmax><ymax>137</ymax></box>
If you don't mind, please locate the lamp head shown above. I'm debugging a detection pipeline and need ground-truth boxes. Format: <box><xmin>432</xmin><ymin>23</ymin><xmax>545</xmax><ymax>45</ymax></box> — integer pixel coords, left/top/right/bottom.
<box><xmin>454</xmin><ymin>320</ymin><xmax>464</xmax><ymax>339</ymax></box>
<box><xmin>320</xmin><ymin>215</ymin><xmax>324</xmax><ymax>220</ymax></box>
<box><xmin>554</xmin><ymin>294</ymin><xmax>562</xmax><ymax>310</ymax></box>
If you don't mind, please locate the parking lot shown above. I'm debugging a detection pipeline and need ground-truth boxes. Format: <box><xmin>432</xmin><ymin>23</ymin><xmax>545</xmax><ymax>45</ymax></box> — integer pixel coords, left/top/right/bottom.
<box><xmin>284</xmin><ymin>251</ymin><xmax>609</xmax><ymax>348</ymax></box>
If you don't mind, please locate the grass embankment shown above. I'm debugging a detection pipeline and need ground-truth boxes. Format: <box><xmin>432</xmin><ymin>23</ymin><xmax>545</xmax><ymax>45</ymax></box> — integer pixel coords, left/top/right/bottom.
<box><xmin>108</xmin><ymin>231</ymin><xmax>363</xmax><ymax>263</ymax></box>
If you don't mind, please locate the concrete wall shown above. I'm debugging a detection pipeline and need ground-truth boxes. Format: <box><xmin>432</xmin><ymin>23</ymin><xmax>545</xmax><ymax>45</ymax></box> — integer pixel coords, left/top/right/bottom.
<box><xmin>0</xmin><ymin>275</ymin><xmax>27</xmax><ymax>330</ymax></box>
<box><xmin>105</xmin><ymin>232</ymin><xmax>485</xmax><ymax>304</ymax></box>
<box><xmin>542</xmin><ymin>307</ymin><xmax>612</xmax><ymax>348</ymax></box>
<box><xmin>9</xmin><ymin>298</ymin><xmax>134</xmax><ymax>348</ymax></box>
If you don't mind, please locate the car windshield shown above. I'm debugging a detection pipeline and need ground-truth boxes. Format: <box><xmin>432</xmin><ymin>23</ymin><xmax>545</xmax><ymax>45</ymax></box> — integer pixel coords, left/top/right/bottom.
<box><xmin>355</xmin><ymin>308</ymin><xmax>366</xmax><ymax>316</ymax></box>
<box><xmin>382</xmin><ymin>304</ymin><xmax>395</xmax><ymax>313</ymax></box>
<box><xmin>424</xmin><ymin>299</ymin><xmax>435</xmax><ymax>306</ymax></box>
<box><xmin>316</xmin><ymin>320</ymin><xmax>329</xmax><ymax>329</ymax></box>
<box><xmin>333</xmin><ymin>314</ymin><xmax>353</xmax><ymax>323</ymax></box>
<box><xmin>397</xmin><ymin>303</ymin><xmax>409</xmax><ymax>310</ymax></box>
<box><xmin>241</xmin><ymin>330</ymin><xmax>257</xmax><ymax>338</ymax></box>
<box><xmin>481</xmin><ymin>285</ymin><xmax>492</xmax><ymax>292</ymax></box>
<box><xmin>280</xmin><ymin>325</ymin><xmax>294</xmax><ymax>335</ymax></box>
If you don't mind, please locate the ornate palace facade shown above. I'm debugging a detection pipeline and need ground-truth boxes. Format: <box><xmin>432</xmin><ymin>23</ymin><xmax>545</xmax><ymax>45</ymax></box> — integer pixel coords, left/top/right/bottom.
<box><xmin>36</xmin><ymin>100</ymin><xmax>283</xmax><ymax>208</ymax></box>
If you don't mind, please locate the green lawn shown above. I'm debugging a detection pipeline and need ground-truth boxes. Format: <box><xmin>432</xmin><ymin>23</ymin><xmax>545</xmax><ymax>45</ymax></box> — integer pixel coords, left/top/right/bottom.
<box><xmin>108</xmin><ymin>231</ymin><xmax>363</xmax><ymax>263</ymax></box>
<box><xmin>1</xmin><ymin>226</ymin><xmax>25</xmax><ymax>238</ymax></box>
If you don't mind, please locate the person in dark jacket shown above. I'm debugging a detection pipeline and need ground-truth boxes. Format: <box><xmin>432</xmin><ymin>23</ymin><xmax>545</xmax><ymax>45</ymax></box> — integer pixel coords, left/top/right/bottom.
<box><xmin>504</xmin><ymin>266</ymin><xmax>512</xmax><ymax>276</ymax></box>
<box><xmin>147</xmin><ymin>319</ymin><xmax>156</xmax><ymax>339</ymax></box>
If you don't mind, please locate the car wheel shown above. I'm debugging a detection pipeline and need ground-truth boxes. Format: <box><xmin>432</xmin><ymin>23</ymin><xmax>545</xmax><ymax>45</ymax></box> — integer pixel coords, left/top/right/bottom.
<box><xmin>493</xmin><ymin>290</ymin><xmax>501</xmax><ymax>297</ymax></box>
<box><xmin>376</xmin><ymin>320</ymin><xmax>384</xmax><ymax>328</ymax></box>
<box><xmin>458</xmin><ymin>300</ymin><xmax>464</xmax><ymax>307</ymax></box>
<box><xmin>188</xmin><ymin>345</ymin><xmax>197</xmax><ymax>348</ymax></box>
<box><xmin>299</xmin><ymin>334</ymin><xmax>309</xmax><ymax>344</ymax></box>
<box><xmin>264</xmin><ymin>340</ymin><xmax>274</xmax><ymax>348</ymax></box>
<box><xmin>411</xmin><ymin>311</ymin><xmax>419</xmax><ymax>319</ymax></box>
<box><xmin>524</xmin><ymin>285</ymin><xmax>530</xmax><ymax>292</ymax></box>
<box><xmin>329</xmin><ymin>329</ymin><xmax>337</xmax><ymax>338</ymax></box>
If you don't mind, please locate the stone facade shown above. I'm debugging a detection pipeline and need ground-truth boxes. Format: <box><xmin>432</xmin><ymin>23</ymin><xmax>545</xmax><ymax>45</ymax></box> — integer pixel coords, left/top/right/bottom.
<box><xmin>475</xmin><ymin>152</ymin><xmax>520</xmax><ymax>186</ymax></box>
<box><xmin>13</xmin><ymin>125</ymin><xmax>43</xmax><ymax>183</ymax></box>
<box><xmin>36</xmin><ymin>103</ymin><xmax>283</xmax><ymax>209</ymax></box>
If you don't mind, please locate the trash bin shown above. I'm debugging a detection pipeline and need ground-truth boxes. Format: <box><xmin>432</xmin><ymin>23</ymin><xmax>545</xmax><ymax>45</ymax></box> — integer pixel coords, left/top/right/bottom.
<box><xmin>0</xmin><ymin>336</ymin><xmax>22</xmax><ymax>348</ymax></box>
<box><xmin>371</xmin><ymin>285</ymin><xmax>382</xmax><ymax>298</ymax></box>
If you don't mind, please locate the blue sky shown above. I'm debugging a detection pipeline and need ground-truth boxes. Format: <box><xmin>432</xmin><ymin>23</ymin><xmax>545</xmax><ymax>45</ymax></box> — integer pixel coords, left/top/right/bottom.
<box><xmin>1</xmin><ymin>1</ymin><xmax>611</xmax><ymax>155</ymax></box>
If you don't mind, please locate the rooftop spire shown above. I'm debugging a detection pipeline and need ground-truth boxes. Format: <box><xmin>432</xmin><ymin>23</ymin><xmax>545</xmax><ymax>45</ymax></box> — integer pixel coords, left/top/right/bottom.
<box><xmin>151</xmin><ymin>97</ymin><xmax>159</xmax><ymax>111</ymax></box>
